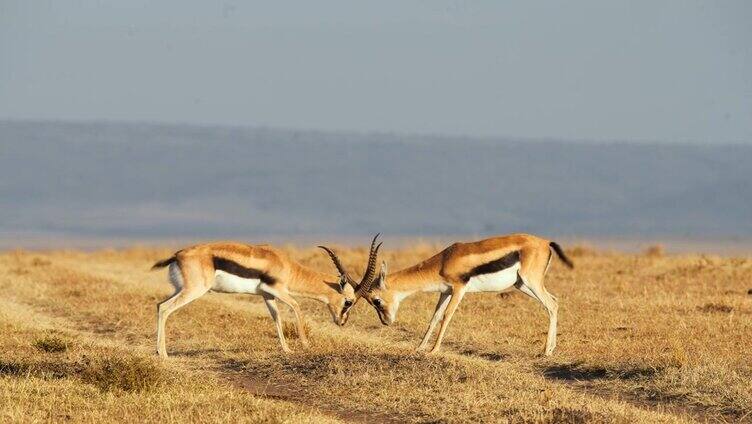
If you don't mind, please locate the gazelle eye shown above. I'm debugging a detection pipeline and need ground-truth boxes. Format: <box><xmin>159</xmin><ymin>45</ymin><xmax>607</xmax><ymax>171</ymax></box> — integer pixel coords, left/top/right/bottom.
<box><xmin>373</xmin><ymin>298</ymin><xmax>382</xmax><ymax>308</ymax></box>
<box><xmin>344</xmin><ymin>300</ymin><xmax>353</xmax><ymax>308</ymax></box>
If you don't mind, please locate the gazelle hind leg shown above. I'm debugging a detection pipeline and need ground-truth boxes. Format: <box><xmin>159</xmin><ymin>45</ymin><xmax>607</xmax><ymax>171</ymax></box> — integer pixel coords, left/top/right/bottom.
<box><xmin>417</xmin><ymin>292</ymin><xmax>451</xmax><ymax>351</ymax></box>
<box><xmin>156</xmin><ymin>288</ymin><xmax>210</xmax><ymax>358</ymax></box>
<box><xmin>156</xmin><ymin>261</ymin><xmax>211</xmax><ymax>359</ymax></box>
<box><xmin>156</xmin><ymin>292</ymin><xmax>178</xmax><ymax>358</ymax></box>
<box><xmin>263</xmin><ymin>295</ymin><xmax>292</xmax><ymax>353</ymax></box>
<box><xmin>516</xmin><ymin>276</ymin><xmax>558</xmax><ymax>356</ymax></box>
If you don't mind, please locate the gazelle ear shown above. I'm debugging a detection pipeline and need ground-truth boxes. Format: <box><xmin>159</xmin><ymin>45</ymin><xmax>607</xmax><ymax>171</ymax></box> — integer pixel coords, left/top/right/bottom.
<box><xmin>378</xmin><ymin>261</ymin><xmax>388</xmax><ymax>290</ymax></box>
<box><xmin>338</xmin><ymin>277</ymin><xmax>347</xmax><ymax>293</ymax></box>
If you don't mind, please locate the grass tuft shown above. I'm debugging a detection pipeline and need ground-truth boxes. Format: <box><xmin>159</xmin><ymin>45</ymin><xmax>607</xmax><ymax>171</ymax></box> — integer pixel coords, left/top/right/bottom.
<box><xmin>1</xmin><ymin>354</ymin><xmax>165</xmax><ymax>393</ymax></box>
<box><xmin>547</xmin><ymin>407</ymin><xmax>595</xmax><ymax>424</ymax></box>
<box><xmin>79</xmin><ymin>355</ymin><xmax>165</xmax><ymax>393</ymax></box>
<box><xmin>34</xmin><ymin>335</ymin><xmax>70</xmax><ymax>353</ymax></box>
<box><xmin>0</xmin><ymin>360</ymin><xmax>30</xmax><ymax>376</ymax></box>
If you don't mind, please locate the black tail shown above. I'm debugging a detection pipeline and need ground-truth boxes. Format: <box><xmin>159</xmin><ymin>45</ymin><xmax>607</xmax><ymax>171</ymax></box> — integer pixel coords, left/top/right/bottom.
<box><xmin>549</xmin><ymin>242</ymin><xmax>574</xmax><ymax>269</ymax></box>
<box><xmin>151</xmin><ymin>256</ymin><xmax>176</xmax><ymax>270</ymax></box>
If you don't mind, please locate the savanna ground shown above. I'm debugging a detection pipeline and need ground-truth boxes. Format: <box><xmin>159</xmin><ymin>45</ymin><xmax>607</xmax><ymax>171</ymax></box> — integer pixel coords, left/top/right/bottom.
<box><xmin>1</xmin><ymin>242</ymin><xmax>750</xmax><ymax>423</ymax></box>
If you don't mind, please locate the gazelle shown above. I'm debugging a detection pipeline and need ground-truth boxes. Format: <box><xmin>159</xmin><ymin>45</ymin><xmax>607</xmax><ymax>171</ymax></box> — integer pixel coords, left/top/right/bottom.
<box><xmin>321</xmin><ymin>233</ymin><xmax>573</xmax><ymax>356</ymax></box>
<box><xmin>151</xmin><ymin>236</ymin><xmax>381</xmax><ymax>358</ymax></box>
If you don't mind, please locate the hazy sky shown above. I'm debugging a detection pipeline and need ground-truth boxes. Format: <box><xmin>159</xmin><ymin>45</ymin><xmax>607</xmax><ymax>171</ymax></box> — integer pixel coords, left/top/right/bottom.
<box><xmin>1</xmin><ymin>1</ymin><xmax>750</xmax><ymax>142</ymax></box>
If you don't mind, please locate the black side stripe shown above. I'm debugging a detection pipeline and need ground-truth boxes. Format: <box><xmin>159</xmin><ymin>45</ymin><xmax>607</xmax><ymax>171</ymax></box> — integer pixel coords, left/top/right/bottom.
<box><xmin>461</xmin><ymin>250</ymin><xmax>520</xmax><ymax>283</ymax></box>
<box><xmin>212</xmin><ymin>256</ymin><xmax>277</xmax><ymax>285</ymax></box>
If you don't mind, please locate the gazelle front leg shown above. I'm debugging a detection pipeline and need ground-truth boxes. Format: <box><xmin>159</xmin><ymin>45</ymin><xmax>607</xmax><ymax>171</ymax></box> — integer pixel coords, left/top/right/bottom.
<box><xmin>263</xmin><ymin>295</ymin><xmax>292</xmax><ymax>353</ymax></box>
<box><xmin>416</xmin><ymin>292</ymin><xmax>451</xmax><ymax>352</ymax></box>
<box><xmin>263</xmin><ymin>286</ymin><xmax>310</xmax><ymax>348</ymax></box>
<box><xmin>429</xmin><ymin>285</ymin><xmax>467</xmax><ymax>354</ymax></box>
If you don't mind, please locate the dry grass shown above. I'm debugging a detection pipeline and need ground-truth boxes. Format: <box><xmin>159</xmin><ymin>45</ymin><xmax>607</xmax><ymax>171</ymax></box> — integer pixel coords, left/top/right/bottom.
<box><xmin>33</xmin><ymin>334</ymin><xmax>70</xmax><ymax>353</ymax></box>
<box><xmin>644</xmin><ymin>244</ymin><xmax>666</xmax><ymax>258</ymax></box>
<box><xmin>1</xmin><ymin>243</ymin><xmax>751</xmax><ymax>423</ymax></box>
<box><xmin>282</xmin><ymin>320</ymin><xmax>311</xmax><ymax>340</ymax></box>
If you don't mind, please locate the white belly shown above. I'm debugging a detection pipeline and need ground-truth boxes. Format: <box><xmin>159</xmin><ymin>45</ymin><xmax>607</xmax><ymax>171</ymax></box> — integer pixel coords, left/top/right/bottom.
<box><xmin>211</xmin><ymin>270</ymin><xmax>263</xmax><ymax>294</ymax></box>
<box><xmin>466</xmin><ymin>263</ymin><xmax>520</xmax><ymax>293</ymax></box>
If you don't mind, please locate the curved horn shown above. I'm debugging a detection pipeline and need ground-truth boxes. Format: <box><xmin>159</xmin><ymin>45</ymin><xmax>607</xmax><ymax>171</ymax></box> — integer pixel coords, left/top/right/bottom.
<box><xmin>358</xmin><ymin>242</ymin><xmax>382</xmax><ymax>291</ymax></box>
<box><xmin>359</xmin><ymin>233</ymin><xmax>381</xmax><ymax>286</ymax></box>
<box><xmin>356</xmin><ymin>234</ymin><xmax>382</xmax><ymax>296</ymax></box>
<box><xmin>318</xmin><ymin>245</ymin><xmax>355</xmax><ymax>285</ymax></box>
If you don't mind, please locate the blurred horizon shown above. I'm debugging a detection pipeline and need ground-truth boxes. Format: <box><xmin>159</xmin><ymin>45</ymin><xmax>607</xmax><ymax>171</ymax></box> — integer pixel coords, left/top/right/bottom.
<box><xmin>2</xmin><ymin>120</ymin><xmax>751</xmax><ymax>250</ymax></box>
<box><xmin>4</xmin><ymin>117</ymin><xmax>751</xmax><ymax>147</ymax></box>
<box><xmin>2</xmin><ymin>2</ymin><xmax>750</xmax><ymax>251</ymax></box>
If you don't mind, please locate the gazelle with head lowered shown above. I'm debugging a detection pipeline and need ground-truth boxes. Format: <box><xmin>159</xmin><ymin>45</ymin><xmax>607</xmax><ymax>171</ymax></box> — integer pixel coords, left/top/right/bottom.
<box><xmin>322</xmin><ymin>233</ymin><xmax>573</xmax><ymax>356</ymax></box>
<box><xmin>151</xmin><ymin>236</ymin><xmax>381</xmax><ymax>358</ymax></box>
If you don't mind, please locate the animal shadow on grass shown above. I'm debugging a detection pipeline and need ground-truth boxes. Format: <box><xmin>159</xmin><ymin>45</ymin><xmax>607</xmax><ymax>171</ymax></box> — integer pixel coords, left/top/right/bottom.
<box><xmin>443</xmin><ymin>341</ymin><xmax>509</xmax><ymax>362</ymax></box>
<box><xmin>459</xmin><ymin>348</ymin><xmax>508</xmax><ymax>362</ymax></box>
<box><xmin>542</xmin><ymin>361</ymin><xmax>659</xmax><ymax>382</ymax></box>
<box><xmin>220</xmin><ymin>350</ymin><xmax>464</xmax><ymax>382</ymax></box>
<box><xmin>697</xmin><ymin>303</ymin><xmax>734</xmax><ymax>314</ymax></box>
<box><xmin>172</xmin><ymin>348</ymin><xmax>239</xmax><ymax>357</ymax></box>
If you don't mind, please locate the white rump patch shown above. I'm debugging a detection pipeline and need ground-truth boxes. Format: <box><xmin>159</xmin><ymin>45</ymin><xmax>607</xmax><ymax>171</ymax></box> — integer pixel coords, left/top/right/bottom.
<box><xmin>466</xmin><ymin>262</ymin><xmax>521</xmax><ymax>293</ymax></box>
<box><xmin>168</xmin><ymin>263</ymin><xmax>184</xmax><ymax>292</ymax></box>
<box><xmin>211</xmin><ymin>270</ymin><xmax>263</xmax><ymax>294</ymax></box>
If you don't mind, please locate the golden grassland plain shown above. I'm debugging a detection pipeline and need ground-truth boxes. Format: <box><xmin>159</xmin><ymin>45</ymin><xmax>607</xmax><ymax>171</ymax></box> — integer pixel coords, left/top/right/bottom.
<box><xmin>1</xmin><ymin>243</ymin><xmax>750</xmax><ymax>423</ymax></box>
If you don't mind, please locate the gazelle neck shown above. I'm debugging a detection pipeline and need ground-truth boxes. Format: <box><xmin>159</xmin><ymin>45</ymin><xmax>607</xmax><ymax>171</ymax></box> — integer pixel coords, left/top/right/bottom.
<box><xmin>286</xmin><ymin>264</ymin><xmax>338</xmax><ymax>303</ymax></box>
<box><xmin>386</xmin><ymin>256</ymin><xmax>445</xmax><ymax>296</ymax></box>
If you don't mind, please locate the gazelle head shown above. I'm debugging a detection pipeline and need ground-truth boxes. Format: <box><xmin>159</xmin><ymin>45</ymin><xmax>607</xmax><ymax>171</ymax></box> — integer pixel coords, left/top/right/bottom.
<box><xmin>323</xmin><ymin>278</ymin><xmax>356</xmax><ymax>327</ymax></box>
<box><xmin>359</xmin><ymin>261</ymin><xmax>400</xmax><ymax>325</ymax></box>
<box><xmin>320</xmin><ymin>235</ymin><xmax>399</xmax><ymax>325</ymax></box>
<box><xmin>318</xmin><ymin>234</ymin><xmax>382</xmax><ymax>326</ymax></box>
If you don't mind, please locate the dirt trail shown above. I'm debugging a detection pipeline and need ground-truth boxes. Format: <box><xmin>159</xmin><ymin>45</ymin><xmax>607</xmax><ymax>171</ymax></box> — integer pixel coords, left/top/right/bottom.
<box><xmin>540</xmin><ymin>369</ymin><xmax>740</xmax><ymax>423</ymax></box>
<box><xmin>211</xmin><ymin>296</ymin><xmax>707</xmax><ymax>423</ymax></box>
<box><xmin>223</xmin><ymin>372</ymin><xmax>405</xmax><ymax>424</ymax></box>
<box><xmin>6</xmin><ymin>260</ymin><xmax>395</xmax><ymax>423</ymax></box>
<box><xmin>2</xmin><ymin>289</ymin><xmax>355</xmax><ymax>423</ymax></box>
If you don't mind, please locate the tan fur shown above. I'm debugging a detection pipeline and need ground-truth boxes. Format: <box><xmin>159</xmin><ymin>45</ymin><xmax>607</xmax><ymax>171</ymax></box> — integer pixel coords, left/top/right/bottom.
<box><xmin>364</xmin><ymin>233</ymin><xmax>567</xmax><ymax>355</ymax></box>
<box><xmin>154</xmin><ymin>242</ymin><xmax>356</xmax><ymax>358</ymax></box>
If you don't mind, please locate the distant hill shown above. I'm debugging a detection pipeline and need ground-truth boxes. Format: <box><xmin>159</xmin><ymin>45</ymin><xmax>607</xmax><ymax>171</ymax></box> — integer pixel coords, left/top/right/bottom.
<box><xmin>1</xmin><ymin>120</ymin><xmax>750</xmax><ymax>243</ymax></box>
